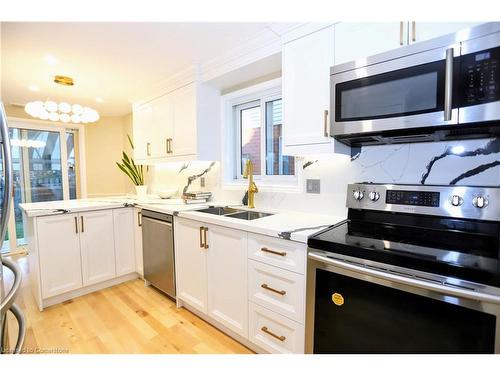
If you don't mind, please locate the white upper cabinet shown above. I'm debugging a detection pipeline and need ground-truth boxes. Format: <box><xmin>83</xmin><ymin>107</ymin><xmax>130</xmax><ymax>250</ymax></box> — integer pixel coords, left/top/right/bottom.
<box><xmin>409</xmin><ymin>22</ymin><xmax>482</xmax><ymax>44</ymax></box>
<box><xmin>133</xmin><ymin>82</ymin><xmax>220</xmax><ymax>163</ymax></box>
<box><xmin>334</xmin><ymin>22</ymin><xmax>408</xmax><ymax>66</ymax></box>
<box><xmin>282</xmin><ymin>25</ymin><xmax>349</xmax><ymax>156</ymax></box>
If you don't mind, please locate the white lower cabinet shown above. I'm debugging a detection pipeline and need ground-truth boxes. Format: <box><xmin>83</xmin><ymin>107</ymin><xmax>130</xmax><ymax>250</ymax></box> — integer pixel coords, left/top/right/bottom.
<box><xmin>34</xmin><ymin>208</ymin><xmax>139</xmax><ymax>307</ymax></box>
<box><xmin>207</xmin><ymin>225</ymin><xmax>248</xmax><ymax>338</ymax></box>
<box><xmin>113</xmin><ymin>208</ymin><xmax>136</xmax><ymax>276</ymax></box>
<box><xmin>249</xmin><ymin>302</ymin><xmax>305</xmax><ymax>354</ymax></box>
<box><xmin>134</xmin><ymin>208</ymin><xmax>144</xmax><ymax>276</ymax></box>
<box><xmin>175</xmin><ymin>217</ymin><xmax>307</xmax><ymax>353</ymax></box>
<box><xmin>175</xmin><ymin>217</ymin><xmax>209</xmax><ymax>313</ymax></box>
<box><xmin>248</xmin><ymin>260</ymin><xmax>305</xmax><ymax>324</ymax></box>
<box><xmin>79</xmin><ymin>210</ymin><xmax>116</xmax><ymax>287</ymax></box>
<box><xmin>37</xmin><ymin>214</ymin><xmax>83</xmax><ymax>298</ymax></box>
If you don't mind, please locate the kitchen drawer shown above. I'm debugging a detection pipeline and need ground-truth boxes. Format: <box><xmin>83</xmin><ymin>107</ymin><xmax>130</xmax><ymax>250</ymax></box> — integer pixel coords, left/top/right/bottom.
<box><xmin>249</xmin><ymin>302</ymin><xmax>305</xmax><ymax>354</ymax></box>
<box><xmin>247</xmin><ymin>233</ymin><xmax>306</xmax><ymax>274</ymax></box>
<box><xmin>248</xmin><ymin>259</ymin><xmax>305</xmax><ymax>323</ymax></box>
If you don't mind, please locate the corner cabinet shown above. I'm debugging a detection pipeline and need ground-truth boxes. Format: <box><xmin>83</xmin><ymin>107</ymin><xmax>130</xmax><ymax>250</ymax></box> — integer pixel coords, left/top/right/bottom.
<box><xmin>28</xmin><ymin>207</ymin><xmax>138</xmax><ymax>310</ymax></box>
<box><xmin>282</xmin><ymin>24</ymin><xmax>349</xmax><ymax>156</ymax></box>
<box><xmin>132</xmin><ymin>82</ymin><xmax>220</xmax><ymax>164</ymax></box>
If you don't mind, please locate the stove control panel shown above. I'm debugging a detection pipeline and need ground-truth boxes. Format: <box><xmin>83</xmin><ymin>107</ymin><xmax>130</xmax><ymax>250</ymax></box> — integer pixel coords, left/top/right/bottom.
<box><xmin>346</xmin><ymin>184</ymin><xmax>499</xmax><ymax>221</ymax></box>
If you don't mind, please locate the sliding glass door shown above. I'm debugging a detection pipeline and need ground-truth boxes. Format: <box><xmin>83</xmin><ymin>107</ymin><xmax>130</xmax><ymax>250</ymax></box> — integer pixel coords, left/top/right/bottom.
<box><xmin>1</xmin><ymin>122</ymin><xmax>81</xmax><ymax>253</ymax></box>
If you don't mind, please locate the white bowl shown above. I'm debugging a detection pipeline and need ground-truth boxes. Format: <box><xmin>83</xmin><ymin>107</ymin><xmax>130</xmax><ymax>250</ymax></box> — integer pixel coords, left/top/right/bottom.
<box><xmin>156</xmin><ymin>188</ymin><xmax>178</xmax><ymax>199</ymax></box>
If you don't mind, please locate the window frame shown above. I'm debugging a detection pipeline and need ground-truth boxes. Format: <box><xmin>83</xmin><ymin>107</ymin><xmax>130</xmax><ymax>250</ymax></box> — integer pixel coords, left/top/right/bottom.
<box><xmin>221</xmin><ymin>78</ymin><xmax>301</xmax><ymax>192</ymax></box>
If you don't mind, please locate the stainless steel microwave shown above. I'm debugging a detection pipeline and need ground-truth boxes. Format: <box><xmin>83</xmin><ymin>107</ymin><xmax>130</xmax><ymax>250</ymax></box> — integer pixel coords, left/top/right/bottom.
<box><xmin>331</xmin><ymin>23</ymin><xmax>500</xmax><ymax>146</ymax></box>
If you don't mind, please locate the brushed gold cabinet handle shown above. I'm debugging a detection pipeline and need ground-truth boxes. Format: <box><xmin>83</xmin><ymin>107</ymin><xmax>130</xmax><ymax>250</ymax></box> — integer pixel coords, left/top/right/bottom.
<box><xmin>199</xmin><ymin>226</ymin><xmax>204</xmax><ymax>248</ymax></box>
<box><xmin>138</xmin><ymin>211</ymin><xmax>142</xmax><ymax>227</ymax></box>
<box><xmin>399</xmin><ymin>21</ymin><xmax>404</xmax><ymax>45</ymax></box>
<box><xmin>323</xmin><ymin>110</ymin><xmax>329</xmax><ymax>137</ymax></box>
<box><xmin>261</xmin><ymin>283</ymin><xmax>286</xmax><ymax>296</ymax></box>
<box><xmin>74</xmin><ymin>216</ymin><xmax>78</xmax><ymax>234</ymax></box>
<box><xmin>261</xmin><ymin>326</ymin><xmax>286</xmax><ymax>342</ymax></box>
<box><xmin>261</xmin><ymin>247</ymin><xmax>286</xmax><ymax>257</ymax></box>
<box><xmin>169</xmin><ymin>138</ymin><xmax>173</xmax><ymax>154</ymax></box>
<box><xmin>204</xmin><ymin>227</ymin><xmax>209</xmax><ymax>249</ymax></box>
<box><xmin>81</xmin><ymin>216</ymin><xmax>84</xmax><ymax>233</ymax></box>
<box><xmin>165</xmin><ymin>138</ymin><xmax>169</xmax><ymax>154</ymax></box>
<box><xmin>147</xmin><ymin>142</ymin><xmax>151</xmax><ymax>156</ymax></box>
<box><xmin>411</xmin><ymin>21</ymin><xmax>416</xmax><ymax>42</ymax></box>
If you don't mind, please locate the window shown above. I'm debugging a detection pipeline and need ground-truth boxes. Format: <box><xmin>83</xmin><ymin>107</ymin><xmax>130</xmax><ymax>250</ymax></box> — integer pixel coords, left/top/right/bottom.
<box><xmin>231</xmin><ymin>88</ymin><xmax>296</xmax><ymax>186</ymax></box>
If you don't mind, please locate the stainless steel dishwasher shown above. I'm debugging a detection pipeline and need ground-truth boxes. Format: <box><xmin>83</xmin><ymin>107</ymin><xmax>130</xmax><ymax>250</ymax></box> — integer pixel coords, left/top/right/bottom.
<box><xmin>141</xmin><ymin>210</ymin><xmax>176</xmax><ymax>299</ymax></box>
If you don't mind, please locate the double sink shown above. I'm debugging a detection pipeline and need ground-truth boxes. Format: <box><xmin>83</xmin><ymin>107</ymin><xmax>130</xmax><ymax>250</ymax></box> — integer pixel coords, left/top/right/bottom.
<box><xmin>195</xmin><ymin>206</ymin><xmax>274</xmax><ymax>221</ymax></box>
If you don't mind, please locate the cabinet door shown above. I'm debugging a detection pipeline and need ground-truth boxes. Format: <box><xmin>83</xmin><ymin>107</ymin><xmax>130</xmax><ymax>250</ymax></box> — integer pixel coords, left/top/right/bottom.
<box><xmin>206</xmin><ymin>224</ymin><xmax>248</xmax><ymax>338</ymax></box>
<box><xmin>132</xmin><ymin>103</ymin><xmax>153</xmax><ymax>160</ymax></box>
<box><xmin>37</xmin><ymin>214</ymin><xmax>82</xmax><ymax>298</ymax></box>
<box><xmin>172</xmin><ymin>83</ymin><xmax>197</xmax><ymax>157</ymax></box>
<box><xmin>113</xmin><ymin>208</ymin><xmax>136</xmax><ymax>276</ymax></box>
<box><xmin>151</xmin><ymin>93</ymin><xmax>174</xmax><ymax>158</ymax></box>
<box><xmin>411</xmin><ymin>22</ymin><xmax>482</xmax><ymax>44</ymax></box>
<box><xmin>334</xmin><ymin>22</ymin><xmax>408</xmax><ymax>65</ymax></box>
<box><xmin>283</xmin><ymin>25</ymin><xmax>334</xmax><ymax>147</ymax></box>
<box><xmin>134</xmin><ymin>208</ymin><xmax>144</xmax><ymax>276</ymax></box>
<box><xmin>79</xmin><ymin>210</ymin><xmax>116</xmax><ymax>286</ymax></box>
<box><xmin>174</xmin><ymin>217</ymin><xmax>208</xmax><ymax>313</ymax></box>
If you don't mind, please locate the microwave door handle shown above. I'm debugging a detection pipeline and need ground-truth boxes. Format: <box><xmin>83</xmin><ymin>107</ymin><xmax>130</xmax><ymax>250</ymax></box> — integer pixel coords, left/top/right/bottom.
<box><xmin>444</xmin><ymin>47</ymin><xmax>454</xmax><ymax>121</ymax></box>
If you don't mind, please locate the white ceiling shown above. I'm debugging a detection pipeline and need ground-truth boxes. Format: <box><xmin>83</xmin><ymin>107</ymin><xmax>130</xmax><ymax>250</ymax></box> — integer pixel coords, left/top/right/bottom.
<box><xmin>1</xmin><ymin>22</ymin><xmax>285</xmax><ymax>117</ymax></box>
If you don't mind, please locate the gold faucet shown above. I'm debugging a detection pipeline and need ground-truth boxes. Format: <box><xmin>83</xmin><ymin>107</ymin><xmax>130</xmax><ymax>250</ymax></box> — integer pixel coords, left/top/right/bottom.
<box><xmin>243</xmin><ymin>159</ymin><xmax>258</xmax><ymax>208</ymax></box>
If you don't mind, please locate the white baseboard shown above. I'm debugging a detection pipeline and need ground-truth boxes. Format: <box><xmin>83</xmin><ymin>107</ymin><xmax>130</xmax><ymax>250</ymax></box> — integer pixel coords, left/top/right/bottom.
<box><xmin>39</xmin><ymin>272</ymin><xmax>139</xmax><ymax>310</ymax></box>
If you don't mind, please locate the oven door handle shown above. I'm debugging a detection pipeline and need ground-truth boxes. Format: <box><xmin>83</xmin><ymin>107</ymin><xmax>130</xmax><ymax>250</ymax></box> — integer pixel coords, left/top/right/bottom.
<box><xmin>308</xmin><ymin>251</ymin><xmax>500</xmax><ymax>305</ymax></box>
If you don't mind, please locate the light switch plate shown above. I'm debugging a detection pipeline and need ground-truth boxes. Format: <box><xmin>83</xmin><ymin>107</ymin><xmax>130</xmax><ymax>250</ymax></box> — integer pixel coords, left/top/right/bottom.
<box><xmin>200</xmin><ymin>177</ymin><xmax>206</xmax><ymax>187</ymax></box>
<box><xmin>306</xmin><ymin>179</ymin><xmax>320</xmax><ymax>194</ymax></box>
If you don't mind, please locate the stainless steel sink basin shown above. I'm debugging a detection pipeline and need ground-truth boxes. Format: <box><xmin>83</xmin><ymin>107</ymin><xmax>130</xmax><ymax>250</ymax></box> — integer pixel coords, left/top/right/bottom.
<box><xmin>195</xmin><ymin>206</ymin><xmax>274</xmax><ymax>220</ymax></box>
<box><xmin>195</xmin><ymin>206</ymin><xmax>242</xmax><ymax>215</ymax></box>
<box><xmin>225</xmin><ymin>211</ymin><xmax>274</xmax><ymax>220</ymax></box>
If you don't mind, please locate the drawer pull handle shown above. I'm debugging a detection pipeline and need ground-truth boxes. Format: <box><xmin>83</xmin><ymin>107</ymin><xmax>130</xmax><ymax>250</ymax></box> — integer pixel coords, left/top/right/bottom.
<box><xmin>261</xmin><ymin>326</ymin><xmax>286</xmax><ymax>342</ymax></box>
<box><xmin>261</xmin><ymin>247</ymin><xmax>286</xmax><ymax>257</ymax></box>
<box><xmin>261</xmin><ymin>283</ymin><xmax>286</xmax><ymax>296</ymax></box>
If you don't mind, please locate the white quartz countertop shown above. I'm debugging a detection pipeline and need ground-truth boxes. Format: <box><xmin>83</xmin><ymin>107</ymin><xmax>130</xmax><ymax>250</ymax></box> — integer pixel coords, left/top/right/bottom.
<box><xmin>20</xmin><ymin>197</ymin><xmax>345</xmax><ymax>243</ymax></box>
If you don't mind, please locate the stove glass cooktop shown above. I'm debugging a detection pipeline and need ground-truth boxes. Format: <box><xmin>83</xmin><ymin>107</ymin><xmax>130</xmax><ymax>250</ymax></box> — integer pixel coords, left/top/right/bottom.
<box><xmin>308</xmin><ymin>210</ymin><xmax>500</xmax><ymax>287</ymax></box>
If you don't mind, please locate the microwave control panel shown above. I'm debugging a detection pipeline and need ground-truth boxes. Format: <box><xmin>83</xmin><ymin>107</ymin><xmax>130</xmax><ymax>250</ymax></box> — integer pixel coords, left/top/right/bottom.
<box><xmin>461</xmin><ymin>46</ymin><xmax>499</xmax><ymax>106</ymax></box>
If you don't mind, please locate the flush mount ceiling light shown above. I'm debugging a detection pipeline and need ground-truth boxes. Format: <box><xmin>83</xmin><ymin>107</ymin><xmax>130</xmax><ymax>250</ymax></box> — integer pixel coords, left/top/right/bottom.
<box><xmin>24</xmin><ymin>100</ymin><xmax>100</xmax><ymax>124</ymax></box>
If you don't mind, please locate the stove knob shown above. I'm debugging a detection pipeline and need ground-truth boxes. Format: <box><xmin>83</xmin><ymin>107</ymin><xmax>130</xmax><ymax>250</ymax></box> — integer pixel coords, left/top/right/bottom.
<box><xmin>472</xmin><ymin>196</ymin><xmax>488</xmax><ymax>208</ymax></box>
<box><xmin>450</xmin><ymin>195</ymin><xmax>463</xmax><ymax>206</ymax></box>
<box><xmin>353</xmin><ymin>190</ymin><xmax>364</xmax><ymax>201</ymax></box>
<box><xmin>368</xmin><ymin>191</ymin><xmax>380</xmax><ymax>202</ymax></box>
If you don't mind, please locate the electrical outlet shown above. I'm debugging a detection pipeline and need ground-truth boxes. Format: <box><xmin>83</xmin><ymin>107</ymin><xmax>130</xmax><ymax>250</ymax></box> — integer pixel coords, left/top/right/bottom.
<box><xmin>306</xmin><ymin>179</ymin><xmax>320</xmax><ymax>194</ymax></box>
<box><xmin>200</xmin><ymin>177</ymin><xmax>206</xmax><ymax>187</ymax></box>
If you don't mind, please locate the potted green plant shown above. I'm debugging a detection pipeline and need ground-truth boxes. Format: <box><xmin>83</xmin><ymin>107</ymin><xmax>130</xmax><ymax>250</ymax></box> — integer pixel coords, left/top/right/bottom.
<box><xmin>116</xmin><ymin>135</ymin><xmax>147</xmax><ymax>198</ymax></box>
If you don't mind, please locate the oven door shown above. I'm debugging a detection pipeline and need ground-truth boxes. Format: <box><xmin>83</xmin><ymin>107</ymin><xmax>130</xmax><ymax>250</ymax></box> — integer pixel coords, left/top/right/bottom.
<box><xmin>331</xmin><ymin>44</ymin><xmax>459</xmax><ymax>141</ymax></box>
<box><xmin>305</xmin><ymin>251</ymin><xmax>500</xmax><ymax>354</ymax></box>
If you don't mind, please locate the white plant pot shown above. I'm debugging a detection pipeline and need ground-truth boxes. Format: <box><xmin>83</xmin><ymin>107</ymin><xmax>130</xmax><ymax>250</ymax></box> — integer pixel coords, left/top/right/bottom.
<box><xmin>135</xmin><ymin>185</ymin><xmax>148</xmax><ymax>198</ymax></box>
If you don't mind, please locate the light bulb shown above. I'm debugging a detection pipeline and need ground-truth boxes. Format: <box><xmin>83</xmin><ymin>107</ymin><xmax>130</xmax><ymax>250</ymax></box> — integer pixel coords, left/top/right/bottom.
<box><xmin>49</xmin><ymin>112</ymin><xmax>60</xmax><ymax>122</ymax></box>
<box><xmin>60</xmin><ymin>113</ymin><xmax>71</xmax><ymax>123</ymax></box>
<box><xmin>39</xmin><ymin>111</ymin><xmax>49</xmax><ymax>120</ymax></box>
<box><xmin>70</xmin><ymin>114</ymin><xmax>81</xmax><ymax>124</ymax></box>
<box><xmin>44</xmin><ymin>101</ymin><xmax>58</xmax><ymax>112</ymax></box>
<box><xmin>72</xmin><ymin>104</ymin><xmax>83</xmax><ymax>115</ymax></box>
<box><xmin>59</xmin><ymin>102</ymin><xmax>71</xmax><ymax>113</ymax></box>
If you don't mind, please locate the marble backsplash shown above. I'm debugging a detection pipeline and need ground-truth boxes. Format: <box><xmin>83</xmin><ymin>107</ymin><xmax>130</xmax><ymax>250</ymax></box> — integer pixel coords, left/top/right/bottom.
<box><xmin>148</xmin><ymin>137</ymin><xmax>499</xmax><ymax>217</ymax></box>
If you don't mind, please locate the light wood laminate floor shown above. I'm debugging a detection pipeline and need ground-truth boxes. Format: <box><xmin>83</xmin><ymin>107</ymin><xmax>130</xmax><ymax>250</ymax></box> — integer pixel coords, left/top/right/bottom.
<box><xmin>4</xmin><ymin>255</ymin><xmax>253</xmax><ymax>354</ymax></box>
